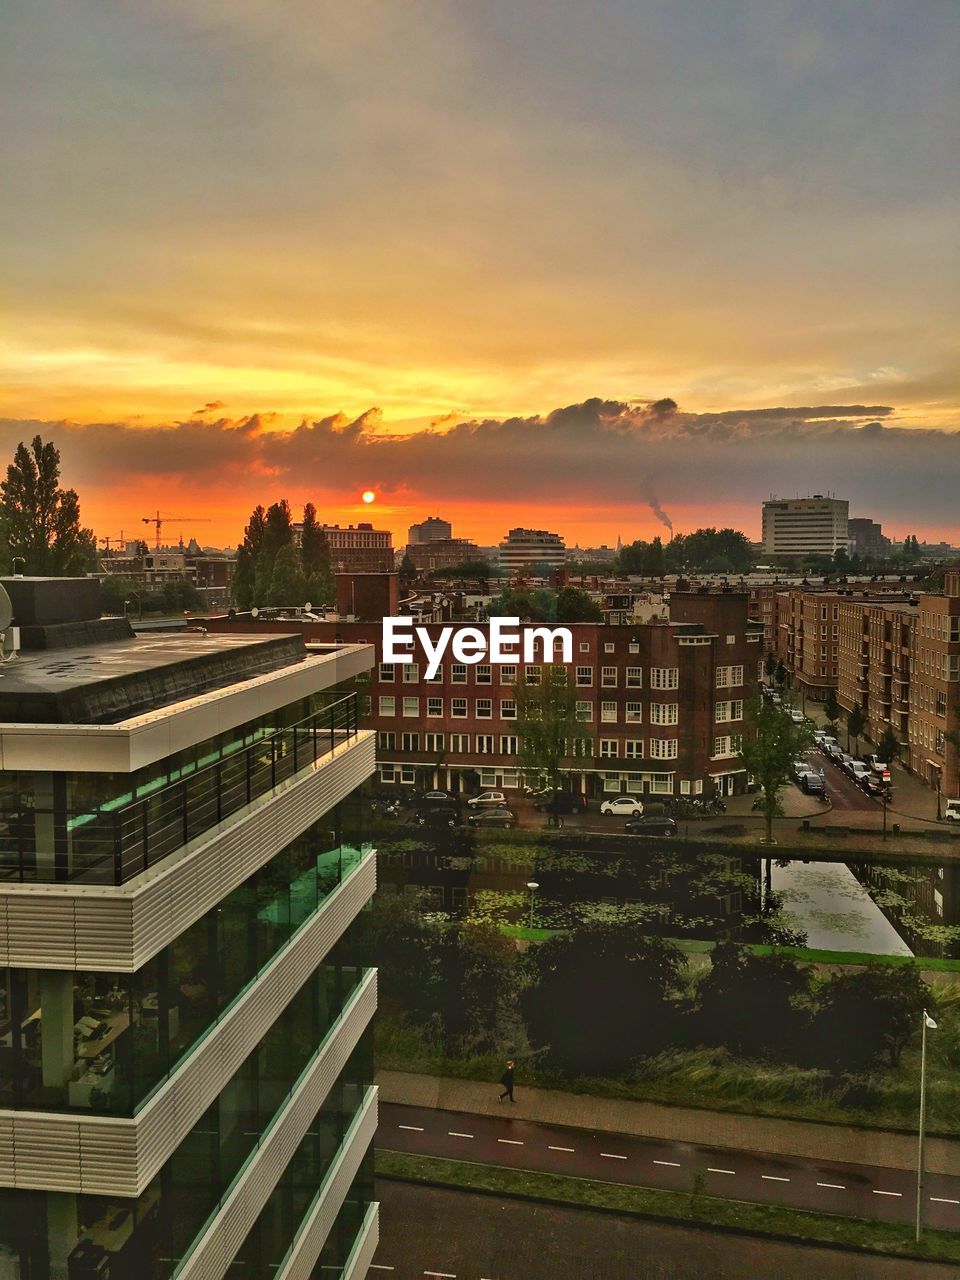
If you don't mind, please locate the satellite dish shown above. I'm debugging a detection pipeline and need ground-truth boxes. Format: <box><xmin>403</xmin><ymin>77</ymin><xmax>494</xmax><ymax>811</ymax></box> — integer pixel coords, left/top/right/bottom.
<box><xmin>0</xmin><ymin>584</ymin><xmax>11</xmax><ymax>632</ymax></box>
<box><xmin>304</xmin><ymin>600</ymin><xmax>311</xmax><ymax>611</ymax></box>
<box><xmin>251</xmin><ymin>607</ymin><xmax>259</xmax><ymax>618</ymax></box>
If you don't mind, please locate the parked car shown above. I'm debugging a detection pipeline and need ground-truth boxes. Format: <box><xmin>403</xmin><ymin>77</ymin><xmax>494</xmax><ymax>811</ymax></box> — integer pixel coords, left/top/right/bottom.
<box><xmin>600</xmin><ymin>795</ymin><xmax>645</xmax><ymax>817</ymax></box>
<box><xmin>802</xmin><ymin>772</ymin><xmax>826</xmax><ymax>796</ymax></box>
<box><xmin>417</xmin><ymin>790</ymin><xmax>460</xmax><ymax>809</ymax></box>
<box><xmin>534</xmin><ymin>791</ymin><xmax>588</xmax><ymax>814</ymax></box>
<box><xmin>817</xmin><ymin>736</ymin><xmax>839</xmax><ymax>755</ymax></box>
<box><xmin>792</xmin><ymin>759</ymin><xmax>814</xmax><ymax>782</ymax></box>
<box><xmin>859</xmin><ymin>774</ymin><xmax>887</xmax><ymax>797</ymax></box>
<box><xmin>847</xmin><ymin>761</ymin><xmax>871</xmax><ymax>784</ymax></box>
<box><xmin>466</xmin><ymin>791</ymin><xmax>508</xmax><ymax>809</ymax></box>
<box><xmin>870</xmin><ymin>762</ymin><xmax>892</xmax><ymax>784</ymax></box>
<box><xmin>826</xmin><ymin>743</ymin><xmax>847</xmax><ymax>763</ymax></box>
<box><xmin>788</xmin><ymin>709</ymin><xmax>806</xmax><ymax>724</ymax></box>
<box><xmin>943</xmin><ymin>799</ymin><xmax>960</xmax><ymax>823</ymax></box>
<box><xmin>625</xmin><ymin>815</ymin><xmax>678</xmax><ymax>837</ymax></box>
<box><xmin>467</xmin><ymin>808</ymin><xmax>517</xmax><ymax>829</ymax></box>
<box><xmin>416</xmin><ymin>808</ymin><xmax>460</xmax><ymax>828</ymax></box>
<box><xmin>812</xmin><ymin>730</ymin><xmax>830</xmax><ymax>744</ymax></box>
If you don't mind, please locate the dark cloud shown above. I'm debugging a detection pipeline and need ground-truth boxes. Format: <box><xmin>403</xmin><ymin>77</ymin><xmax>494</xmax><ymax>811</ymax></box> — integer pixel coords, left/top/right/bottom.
<box><xmin>193</xmin><ymin>400</ymin><xmax>225</xmax><ymax>415</ymax></box>
<box><xmin>0</xmin><ymin>400</ymin><xmax>955</xmax><ymax>532</ymax></box>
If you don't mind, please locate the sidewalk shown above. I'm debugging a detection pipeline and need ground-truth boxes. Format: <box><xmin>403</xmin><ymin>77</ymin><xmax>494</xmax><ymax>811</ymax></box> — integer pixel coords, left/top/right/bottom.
<box><xmin>376</xmin><ymin>1069</ymin><xmax>958</xmax><ymax>1176</ymax></box>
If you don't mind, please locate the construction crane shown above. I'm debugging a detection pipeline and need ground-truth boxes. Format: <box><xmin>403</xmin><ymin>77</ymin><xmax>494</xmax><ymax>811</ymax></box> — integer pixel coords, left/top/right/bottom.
<box><xmin>97</xmin><ymin>532</ymin><xmax>126</xmax><ymax>556</ymax></box>
<box><xmin>142</xmin><ymin>510</ymin><xmax>211</xmax><ymax>551</ymax></box>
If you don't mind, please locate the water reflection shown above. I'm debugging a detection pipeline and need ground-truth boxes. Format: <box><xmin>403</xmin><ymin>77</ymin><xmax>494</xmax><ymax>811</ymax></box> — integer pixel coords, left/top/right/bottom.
<box><xmin>770</xmin><ymin>862</ymin><xmax>913</xmax><ymax>956</ymax></box>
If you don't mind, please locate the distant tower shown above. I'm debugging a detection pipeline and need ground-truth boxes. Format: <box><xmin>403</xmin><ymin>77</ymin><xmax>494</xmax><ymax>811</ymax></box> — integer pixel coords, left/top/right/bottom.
<box><xmin>616</xmin><ymin>533</ymin><xmax>622</xmax><ymax>553</ymax></box>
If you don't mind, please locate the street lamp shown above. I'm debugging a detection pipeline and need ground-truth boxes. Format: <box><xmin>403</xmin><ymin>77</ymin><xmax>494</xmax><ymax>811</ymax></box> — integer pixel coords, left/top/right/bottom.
<box><xmin>916</xmin><ymin>1009</ymin><xmax>938</xmax><ymax>1243</ymax></box>
<box><xmin>526</xmin><ymin>881</ymin><xmax>539</xmax><ymax>931</ymax></box>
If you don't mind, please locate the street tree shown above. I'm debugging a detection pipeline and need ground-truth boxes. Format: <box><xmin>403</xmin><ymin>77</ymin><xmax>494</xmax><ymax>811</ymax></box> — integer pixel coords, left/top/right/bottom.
<box><xmin>763</xmin><ymin>650</ymin><xmax>777</xmax><ymax>683</ymax></box>
<box><xmin>823</xmin><ymin>688</ymin><xmax>841</xmax><ymax>734</ymax></box>
<box><xmin>847</xmin><ymin>702</ymin><xmax>867</xmax><ymax>754</ymax></box>
<box><xmin>556</xmin><ymin>585</ymin><xmax>603</xmax><ymax>622</ymax></box>
<box><xmin>0</xmin><ymin>435</ymin><xmax>95</xmax><ymax>575</ymax></box>
<box><xmin>774</xmin><ymin>659</ymin><xmax>787</xmax><ymax>689</ymax></box>
<box><xmin>738</xmin><ymin>697</ymin><xmax>815</xmax><ymax>844</ymax></box>
<box><xmin>876</xmin><ymin>725</ymin><xmax>901</xmax><ymax>765</ymax></box>
<box><xmin>515</xmin><ymin>664</ymin><xmax>592</xmax><ymax>797</ymax></box>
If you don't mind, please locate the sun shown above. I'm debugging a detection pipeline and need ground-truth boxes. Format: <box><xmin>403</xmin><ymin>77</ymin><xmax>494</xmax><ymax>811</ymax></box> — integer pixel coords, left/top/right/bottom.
<box><xmin>361</xmin><ymin>490</ymin><xmax>376</xmax><ymax>504</ymax></box>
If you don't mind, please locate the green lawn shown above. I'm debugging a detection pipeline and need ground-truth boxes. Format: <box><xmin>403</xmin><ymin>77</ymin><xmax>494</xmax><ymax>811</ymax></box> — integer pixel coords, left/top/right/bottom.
<box><xmin>376</xmin><ymin>1150</ymin><xmax>960</xmax><ymax>1265</ymax></box>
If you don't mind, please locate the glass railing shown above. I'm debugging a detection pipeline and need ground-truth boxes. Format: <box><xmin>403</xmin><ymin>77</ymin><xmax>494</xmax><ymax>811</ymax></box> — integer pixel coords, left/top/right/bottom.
<box><xmin>0</xmin><ymin>693</ymin><xmax>359</xmax><ymax>884</ymax></box>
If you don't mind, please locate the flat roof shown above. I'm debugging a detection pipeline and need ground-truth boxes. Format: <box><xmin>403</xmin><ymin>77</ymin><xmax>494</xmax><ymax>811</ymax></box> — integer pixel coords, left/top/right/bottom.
<box><xmin>0</xmin><ymin>631</ymin><xmax>308</xmax><ymax>725</ymax></box>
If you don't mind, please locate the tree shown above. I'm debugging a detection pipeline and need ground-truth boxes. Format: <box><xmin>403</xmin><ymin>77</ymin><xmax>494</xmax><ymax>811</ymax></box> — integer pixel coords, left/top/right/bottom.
<box><xmin>876</xmin><ymin>725</ymin><xmax>901</xmax><ymax>765</ymax></box>
<box><xmin>515</xmin><ymin>665</ymin><xmax>592</xmax><ymax>798</ymax></box>
<box><xmin>763</xmin><ymin>650</ymin><xmax>777</xmax><ymax>683</ymax></box>
<box><xmin>696</xmin><ymin>941</ymin><xmax>811</xmax><ymax>1062</ymax></box>
<box><xmin>617</xmin><ymin>539</ymin><xmax>647</xmax><ymax>574</ymax></box>
<box><xmin>774</xmin><ymin>659</ymin><xmax>787</xmax><ymax>689</ymax></box>
<box><xmin>522</xmin><ymin>920</ymin><xmax>684</xmax><ymax>1074</ymax></box>
<box><xmin>399</xmin><ymin>552</ymin><xmax>417</xmax><ymax>583</ymax></box>
<box><xmin>300</xmin><ymin>502</ymin><xmax>330</xmax><ymax>575</ymax></box>
<box><xmin>268</xmin><ymin>544</ymin><xmax>307</xmax><ymax>605</ymax></box>
<box><xmin>233</xmin><ymin>504</ymin><xmax>266</xmax><ymax>609</ymax></box>
<box><xmin>642</xmin><ymin>536</ymin><xmax>666</xmax><ymax>576</ymax></box>
<box><xmin>261</xmin><ymin>499</ymin><xmax>294</xmax><ymax>563</ymax></box>
<box><xmin>811</xmin><ymin>966</ymin><xmax>928</xmax><ymax>1070</ymax></box>
<box><xmin>823</xmin><ymin>688</ymin><xmax>841</xmax><ymax>734</ymax></box>
<box><xmin>833</xmin><ymin>547</ymin><xmax>850</xmax><ymax>572</ymax></box>
<box><xmin>487</xmin><ymin>587</ymin><xmax>556</xmax><ymax>623</ymax></box>
<box><xmin>738</xmin><ymin>697</ymin><xmax>815</xmax><ymax>844</ymax></box>
<box><xmin>427</xmin><ymin>559</ymin><xmax>491</xmax><ymax>581</ymax></box>
<box><xmin>555</xmin><ymin>585</ymin><xmax>602</xmax><ymax>623</ymax></box>
<box><xmin>0</xmin><ymin>435</ymin><xmax>95</xmax><ymax>575</ymax></box>
<box><xmin>846</xmin><ymin>702</ymin><xmax>867</xmax><ymax>754</ymax></box>
<box><xmin>433</xmin><ymin>919</ymin><xmax>525</xmax><ymax>1056</ymax></box>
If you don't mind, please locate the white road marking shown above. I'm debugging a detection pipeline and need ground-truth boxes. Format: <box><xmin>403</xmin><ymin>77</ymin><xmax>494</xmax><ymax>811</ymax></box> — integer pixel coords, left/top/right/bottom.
<box><xmin>873</xmin><ymin>1190</ymin><xmax>903</xmax><ymax>1197</ymax></box>
<box><xmin>653</xmin><ymin>1159</ymin><xmax>681</xmax><ymax>1168</ymax></box>
<box><xmin>424</xmin><ymin>1273</ymin><xmax>457</xmax><ymax>1279</ymax></box>
<box><xmin>930</xmin><ymin>1196</ymin><xmax>960</xmax><ymax>1205</ymax></box>
<box><xmin>548</xmin><ymin>1145</ymin><xmax>575</xmax><ymax>1152</ymax></box>
<box><xmin>497</xmin><ymin>1138</ymin><xmax>524</xmax><ymax>1145</ymax></box>
<box><xmin>707</xmin><ymin>1167</ymin><xmax>736</xmax><ymax>1175</ymax></box>
<box><xmin>448</xmin><ymin>1131</ymin><xmax>474</xmax><ymax>1139</ymax></box>
<box><xmin>398</xmin><ymin>1124</ymin><xmax>424</xmax><ymax>1132</ymax></box>
<box><xmin>370</xmin><ymin>1268</ymin><xmax>395</xmax><ymax>1272</ymax></box>
<box><xmin>817</xmin><ymin>1182</ymin><xmax>846</xmax><ymax>1190</ymax></box>
<box><xmin>761</xmin><ymin>1175</ymin><xmax>791</xmax><ymax>1183</ymax></box>
<box><xmin>600</xmin><ymin>1152</ymin><xmax>627</xmax><ymax>1160</ymax></box>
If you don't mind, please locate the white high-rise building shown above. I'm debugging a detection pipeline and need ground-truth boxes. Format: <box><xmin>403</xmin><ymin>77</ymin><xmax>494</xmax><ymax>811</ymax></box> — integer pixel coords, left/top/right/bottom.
<box><xmin>497</xmin><ymin>527</ymin><xmax>566</xmax><ymax>575</ymax></box>
<box><xmin>762</xmin><ymin>496</ymin><xmax>849</xmax><ymax>558</ymax></box>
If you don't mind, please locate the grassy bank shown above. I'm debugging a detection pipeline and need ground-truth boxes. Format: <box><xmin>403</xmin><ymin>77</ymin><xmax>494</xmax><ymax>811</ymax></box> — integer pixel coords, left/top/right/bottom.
<box><xmin>376</xmin><ymin>982</ymin><xmax>960</xmax><ymax>1135</ymax></box>
<box><xmin>376</xmin><ymin>1150</ymin><xmax>960</xmax><ymax>1265</ymax></box>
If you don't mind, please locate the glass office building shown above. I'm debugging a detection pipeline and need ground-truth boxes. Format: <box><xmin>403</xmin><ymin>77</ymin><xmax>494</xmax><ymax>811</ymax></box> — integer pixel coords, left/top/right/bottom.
<box><xmin>0</xmin><ymin>579</ymin><xmax>379</xmax><ymax>1280</ymax></box>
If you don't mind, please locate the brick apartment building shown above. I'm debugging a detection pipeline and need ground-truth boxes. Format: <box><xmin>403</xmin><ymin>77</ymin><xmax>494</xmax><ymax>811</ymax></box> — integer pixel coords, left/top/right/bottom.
<box><xmin>204</xmin><ymin>590</ymin><xmax>763</xmax><ymax>800</ymax></box>
<box><xmin>909</xmin><ymin>571</ymin><xmax>960</xmax><ymax>796</ymax></box>
<box><xmin>291</xmin><ymin>521</ymin><xmax>394</xmax><ymax>572</ymax></box>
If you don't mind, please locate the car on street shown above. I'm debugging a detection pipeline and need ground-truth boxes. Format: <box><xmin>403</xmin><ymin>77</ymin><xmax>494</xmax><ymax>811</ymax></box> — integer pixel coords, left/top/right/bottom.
<box><xmin>825</xmin><ymin>742</ymin><xmax>845</xmax><ymax>762</ymax></box>
<box><xmin>788</xmin><ymin>709</ymin><xmax>806</xmax><ymax>724</ymax></box>
<box><xmin>869</xmin><ymin>762</ymin><xmax>892</xmax><ymax>784</ymax></box>
<box><xmin>859</xmin><ymin>774</ymin><xmax>887</xmax><ymax>797</ymax></box>
<box><xmin>847</xmin><ymin>761</ymin><xmax>871</xmax><ymax>784</ymax></box>
<box><xmin>943</xmin><ymin>799</ymin><xmax>960</xmax><ymax>823</ymax></box>
<box><xmin>625</xmin><ymin>815</ymin><xmax>677</xmax><ymax>837</ymax></box>
<box><xmin>417</xmin><ymin>790</ymin><xmax>460</xmax><ymax>809</ymax></box>
<box><xmin>801</xmin><ymin>772</ymin><xmax>826</xmax><ymax>796</ymax></box>
<box><xmin>600</xmin><ymin>795</ymin><xmax>645</xmax><ymax>817</ymax></box>
<box><xmin>534</xmin><ymin>791</ymin><xmax>589</xmax><ymax>814</ymax></box>
<box><xmin>416</xmin><ymin>808</ymin><xmax>460</xmax><ymax>828</ymax></box>
<box><xmin>466</xmin><ymin>790</ymin><xmax>508</xmax><ymax>809</ymax></box>
<box><xmin>792</xmin><ymin>759</ymin><xmax>814</xmax><ymax>782</ymax></box>
<box><xmin>466</xmin><ymin>808</ymin><xmax>517</xmax><ymax>829</ymax></box>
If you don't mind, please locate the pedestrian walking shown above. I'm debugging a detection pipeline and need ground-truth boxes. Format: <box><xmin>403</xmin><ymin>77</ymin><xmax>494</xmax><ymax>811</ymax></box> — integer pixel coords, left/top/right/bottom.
<box><xmin>498</xmin><ymin>1059</ymin><xmax>516</xmax><ymax>1103</ymax></box>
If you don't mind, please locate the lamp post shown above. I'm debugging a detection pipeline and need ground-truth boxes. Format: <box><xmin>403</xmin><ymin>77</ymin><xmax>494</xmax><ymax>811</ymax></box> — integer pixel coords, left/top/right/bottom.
<box><xmin>123</xmin><ymin>593</ymin><xmax>142</xmax><ymax>621</ymax></box>
<box><xmin>882</xmin><ymin>789</ymin><xmax>888</xmax><ymax>841</ymax></box>
<box><xmin>526</xmin><ymin>880</ymin><xmax>539</xmax><ymax>931</ymax></box>
<box><xmin>916</xmin><ymin>1009</ymin><xmax>938</xmax><ymax>1243</ymax></box>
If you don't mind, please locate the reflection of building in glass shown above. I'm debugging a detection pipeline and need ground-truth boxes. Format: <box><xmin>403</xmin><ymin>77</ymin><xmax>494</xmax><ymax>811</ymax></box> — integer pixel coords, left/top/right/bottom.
<box><xmin>0</xmin><ymin>577</ymin><xmax>379</xmax><ymax>1279</ymax></box>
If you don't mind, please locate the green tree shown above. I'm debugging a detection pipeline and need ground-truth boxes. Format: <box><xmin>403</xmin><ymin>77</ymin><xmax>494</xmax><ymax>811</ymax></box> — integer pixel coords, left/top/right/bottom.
<box><xmin>774</xmin><ymin>659</ymin><xmax>787</xmax><ymax>689</ymax></box>
<box><xmin>833</xmin><ymin>547</ymin><xmax>850</xmax><ymax>572</ymax></box>
<box><xmin>487</xmin><ymin>587</ymin><xmax>556</xmax><ymax>622</ymax></box>
<box><xmin>515</xmin><ymin>665</ymin><xmax>592</xmax><ymax>797</ymax></box>
<box><xmin>876</xmin><ymin>725</ymin><xmax>901</xmax><ymax>765</ymax></box>
<box><xmin>434</xmin><ymin>919</ymin><xmax>525</xmax><ymax>1057</ymax></box>
<box><xmin>355</xmin><ymin>893</ymin><xmax>442</xmax><ymax>1029</ymax></box>
<box><xmin>268</xmin><ymin>543</ymin><xmax>307</xmax><ymax>605</ymax></box>
<box><xmin>763</xmin><ymin>650</ymin><xmax>777</xmax><ymax>682</ymax></box>
<box><xmin>300</xmin><ymin>502</ymin><xmax>330</xmax><ymax>574</ymax></box>
<box><xmin>617</xmin><ymin>539</ymin><xmax>647</xmax><ymax>574</ymax></box>
<box><xmin>696</xmin><ymin>941</ymin><xmax>811</xmax><ymax>1062</ymax></box>
<box><xmin>399</xmin><ymin>552</ymin><xmax>417</xmax><ymax>582</ymax></box>
<box><xmin>823</xmin><ymin>687</ymin><xmax>841</xmax><ymax>734</ymax></box>
<box><xmin>555</xmin><ymin>585</ymin><xmax>602</xmax><ymax>622</ymax></box>
<box><xmin>0</xmin><ymin>435</ymin><xmax>95</xmax><ymax>575</ymax></box>
<box><xmin>261</xmin><ymin>499</ymin><xmax>294</xmax><ymax>563</ymax></box>
<box><xmin>233</xmin><ymin>504</ymin><xmax>266</xmax><ymax>609</ymax></box>
<box><xmin>427</xmin><ymin>559</ymin><xmax>491</xmax><ymax>581</ymax></box>
<box><xmin>846</xmin><ymin>701</ymin><xmax>867</xmax><ymax>754</ymax></box>
<box><xmin>522</xmin><ymin>920</ymin><xmax>684</xmax><ymax>1074</ymax></box>
<box><xmin>738</xmin><ymin>697</ymin><xmax>815</xmax><ymax>844</ymax></box>
<box><xmin>642</xmin><ymin>535</ymin><xmax>666</xmax><ymax>576</ymax></box>
<box><xmin>811</xmin><ymin>966</ymin><xmax>928</xmax><ymax>1070</ymax></box>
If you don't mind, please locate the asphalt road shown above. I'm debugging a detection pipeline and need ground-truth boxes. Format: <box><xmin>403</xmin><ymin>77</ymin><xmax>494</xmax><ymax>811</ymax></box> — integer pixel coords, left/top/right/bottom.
<box><xmin>371</xmin><ymin>1180</ymin><xmax>960</xmax><ymax>1280</ymax></box>
<box><xmin>379</xmin><ymin>1102</ymin><xmax>960</xmax><ymax>1233</ymax></box>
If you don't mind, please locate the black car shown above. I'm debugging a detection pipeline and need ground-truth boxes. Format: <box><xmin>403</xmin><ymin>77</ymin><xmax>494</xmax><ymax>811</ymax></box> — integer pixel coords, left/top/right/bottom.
<box><xmin>415</xmin><ymin>807</ymin><xmax>460</xmax><ymax>828</ymax></box>
<box><xmin>801</xmin><ymin>772</ymin><xmax>826</xmax><ymax>796</ymax></box>
<box><xmin>625</xmin><ymin>815</ymin><xmax>678</xmax><ymax>837</ymax></box>
<box><xmin>859</xmin><ymin>774</ymin><xmax>887</xmax><ymax>797</ymax></box>
<box><xmin>466</xmin><ymin>809</ymin><xmax>517</xmax><ymax>830</ymax></box>
<box><xmin>533</xmin><ymin>792</ymin><xmax>588</xmax><ymax>815</ymax></box>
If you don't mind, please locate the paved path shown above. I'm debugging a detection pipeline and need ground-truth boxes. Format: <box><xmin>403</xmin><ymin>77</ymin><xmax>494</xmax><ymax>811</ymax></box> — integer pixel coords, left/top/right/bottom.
<box><xmin>372</xmin><ymin>1180</ymin><xmax>960</xmax><ymax>1280</ymax></box>
<box><xmin>376</xmin><ymin>1071</ymin><xmax>959</xmax><ymax>1176</ymax></box>
<box><xmin>380</xmin><ymin>1101</ymin><xmax>960</xmax><ymax>1232</ymax></box>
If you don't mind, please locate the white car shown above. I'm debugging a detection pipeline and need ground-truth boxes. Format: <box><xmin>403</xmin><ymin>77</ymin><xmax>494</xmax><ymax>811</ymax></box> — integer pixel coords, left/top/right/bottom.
<box><xmin>466</xmin><ymin>791</ymin><xmax>508</xmax><ymax>809</ymax></box>
<box><xmin>788</xmin><ymin>709</ymin><xmax>806</xmax><ymax>724</ymax></box>
<box><xmin>600</xmin><ymin>796</ymin><xmax>645</xmax><ymax>817</ymax></box>
<box><xmin>944</xmin><ymin>799</ymin><xmax>960</xmax><ymax>823</ymax></box>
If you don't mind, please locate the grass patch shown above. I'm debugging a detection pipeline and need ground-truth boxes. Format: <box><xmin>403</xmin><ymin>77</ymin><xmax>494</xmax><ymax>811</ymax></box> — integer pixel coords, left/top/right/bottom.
<box><xmin>375</xmin><ymin>1149</ymin><xmax>960</xmax><ymax>1264</ymax></box>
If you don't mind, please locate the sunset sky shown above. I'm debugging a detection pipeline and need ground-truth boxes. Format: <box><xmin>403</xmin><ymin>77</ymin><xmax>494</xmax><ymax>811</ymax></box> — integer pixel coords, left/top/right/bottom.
<box><xmin>2</xmin><ymin>1</ymin><xmax>958</xmax><ymax>548</ymax></box>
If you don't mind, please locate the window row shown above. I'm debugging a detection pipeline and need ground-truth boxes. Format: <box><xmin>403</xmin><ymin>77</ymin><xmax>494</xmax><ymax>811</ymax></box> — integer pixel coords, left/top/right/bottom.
<box><xmin>376</xmin><ymin>663</ymin><xmax>681</xmax><ymax>689</ymax></box>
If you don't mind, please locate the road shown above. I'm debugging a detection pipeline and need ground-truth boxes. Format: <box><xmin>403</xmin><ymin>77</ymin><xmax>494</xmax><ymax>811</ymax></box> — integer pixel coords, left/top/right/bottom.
<box><xmin>372</xmin><ymin>1180</ymin><xmax>960</xmax><ymax>1280</ymax></box>
<box><xmin>379</xmin><ymin>1102</ymin><xmax>960</xmax><ymax>1232</ymax></box>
